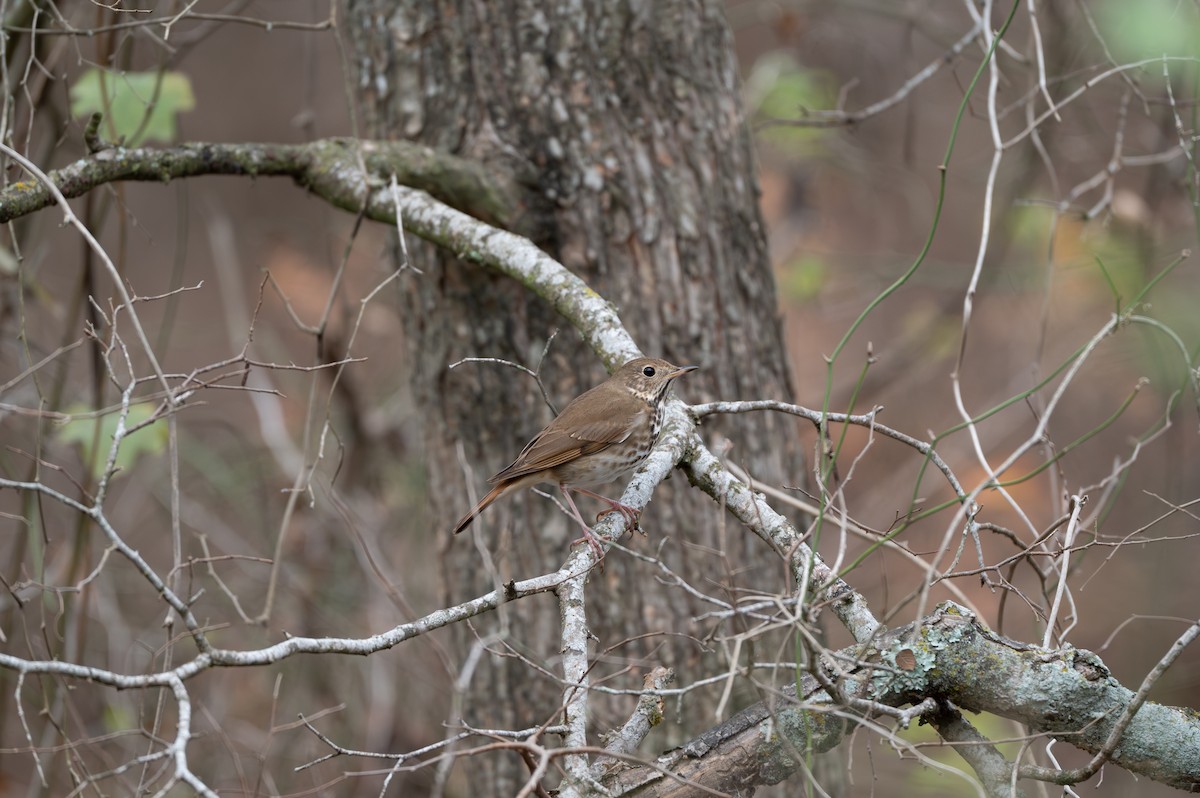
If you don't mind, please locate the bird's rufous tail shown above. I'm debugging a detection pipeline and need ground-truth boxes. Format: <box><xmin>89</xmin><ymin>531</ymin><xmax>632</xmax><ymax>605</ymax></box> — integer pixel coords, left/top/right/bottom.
<box><xmin>452</xmin><ymin>483</ymin><xmax>507</xmax><ymax>534</ymax></box>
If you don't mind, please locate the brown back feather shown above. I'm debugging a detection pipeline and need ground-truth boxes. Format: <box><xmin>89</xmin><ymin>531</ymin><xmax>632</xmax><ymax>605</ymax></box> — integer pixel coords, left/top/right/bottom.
<box><xmin>488</xmin><ymin>381</ymin><xmax>644</xmax><ymax>484</ymax></box>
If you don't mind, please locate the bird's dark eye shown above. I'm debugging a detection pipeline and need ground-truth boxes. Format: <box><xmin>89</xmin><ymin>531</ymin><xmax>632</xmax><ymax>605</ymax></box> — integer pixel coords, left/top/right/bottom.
<box><xmin>642</xmin><ymin>366</ymin><xmax>656</xmax><ymax>377</ymax></box>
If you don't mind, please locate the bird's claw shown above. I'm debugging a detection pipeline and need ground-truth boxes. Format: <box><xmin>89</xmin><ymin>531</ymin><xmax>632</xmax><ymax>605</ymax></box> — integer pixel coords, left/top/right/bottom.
<box><xmin>570</xmin><ymin>528</ymin><xmax>607</xmax><ymax>568</ymax></box>
<box><xmin>595</xmin><ymin>504</ymin><xmax>642</xmax><ymax>536</ymax></box>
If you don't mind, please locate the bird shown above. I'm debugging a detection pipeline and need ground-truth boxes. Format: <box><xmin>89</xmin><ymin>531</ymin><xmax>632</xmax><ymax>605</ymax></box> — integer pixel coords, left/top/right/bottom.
<box><xmin>453</xmin><ymin>357</ymin><xmax>697</xmax><ymax>556</ymax></box>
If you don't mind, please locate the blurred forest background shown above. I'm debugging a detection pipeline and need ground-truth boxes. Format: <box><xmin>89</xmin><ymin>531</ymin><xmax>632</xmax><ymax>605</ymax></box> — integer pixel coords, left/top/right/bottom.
<box><xmin>1</xmin><ymin>1</ymin><xmax>1198</xmax><ymax>796</ymax></box>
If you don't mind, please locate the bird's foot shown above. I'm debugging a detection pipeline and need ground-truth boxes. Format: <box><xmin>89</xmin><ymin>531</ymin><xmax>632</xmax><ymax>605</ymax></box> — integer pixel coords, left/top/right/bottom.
<box><xmin>570</xmin><ymin>525</ymin><xmax>607</xmax><ymax>565</ymax></box>
<box><xmin>596</xmin><ymin>504</ymin><xmax>643</xmax><ymax>536</ymax></box>
<box><xmin>575</xmin><ymin>488</ymin><xmax>643</xmax><ymax>536</ymax></box>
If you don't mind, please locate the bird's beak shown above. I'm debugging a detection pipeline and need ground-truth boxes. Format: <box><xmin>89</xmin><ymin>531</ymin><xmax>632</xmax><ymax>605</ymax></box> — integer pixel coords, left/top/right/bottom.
<box><xmin>670</xmin><ymin>365</ymin><xmax>699</xmax><ymax>379</ymax></box>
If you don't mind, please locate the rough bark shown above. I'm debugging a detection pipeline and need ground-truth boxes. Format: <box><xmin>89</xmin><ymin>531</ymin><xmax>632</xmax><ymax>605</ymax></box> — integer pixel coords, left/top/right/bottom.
<box><xmin>345</xmin><ymin>1</ymin><xmax>802</xmax><ymax>792</ymax></box>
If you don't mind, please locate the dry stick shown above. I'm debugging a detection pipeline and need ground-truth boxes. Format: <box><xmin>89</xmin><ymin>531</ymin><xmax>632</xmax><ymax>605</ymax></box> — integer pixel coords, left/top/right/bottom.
<box><xmin>1042</xmin><ymin>495</ymin><xmax>1085</xmax><ymax>647</ymax></box>
<box><xmin>2</xmin><ymin>8</ymin><xmax>335</xmax><ymax>37</ymax></box>
<box><xmin>759</xmin><ymin>22</ymin><xmax>983</xmax><ymax>129</ymax></box>
<box><xmin>556</xmin><ymin>567</ymin><xmax>593</xmax><ymax>791</ymax></box>
<box><xmin>0</xmin><ymin>339</ymin><xmax>88</xmax><ymax>394</ymax></box>
<box><xmin>1025</xmin><ymin>0</ymin><xmax>1059</xmax><ymax>123</ymax></box>
<box><xmin>588</xmin><ymin>666</ymin><xmax>674</xmax><ymax>778</ymax></box>
<box><xmin>1005</xmin><ymin>56</ymin><xmax>1200</xmax><ymax>150</ymax></box>
<box><xmin>296</xmin><ymin>719</ymin><xmax>569</xmax><ymax>773</ymax></box>
<box><xmin>0</xmin><ymin>558</ymin><xmax>586</xmax><ymax>677</ymax></box>
<box><xmin>690</xmin><ymin>400</ymin><xmax>968</xmax><ymax>508</ymax></box>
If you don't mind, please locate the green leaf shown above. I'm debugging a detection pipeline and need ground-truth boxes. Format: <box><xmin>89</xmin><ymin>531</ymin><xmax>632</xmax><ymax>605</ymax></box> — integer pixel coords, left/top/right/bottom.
<box><xmin>69</xmin><ymin>68</ymin><xmax>195</xmax><ymax>146</ymax></box>
<box><xmin>57</xmin><ymin>402</ymin><xmax>168</xmax><ymax>480</ymax></box>
<box><xmin>779</xmin><ymin>254</ymin><xmax>828</xmax><ymax>302</ymax></box>
<box><xmin>744</xmin><ymin>52</ymin><xmax>833</xmax><ymax>156</ymax></box>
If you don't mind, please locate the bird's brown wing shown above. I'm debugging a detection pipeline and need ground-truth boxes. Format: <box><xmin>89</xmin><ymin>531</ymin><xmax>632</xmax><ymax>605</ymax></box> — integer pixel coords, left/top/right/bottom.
<box><xmin>488</xmin><ymin>400</ymin><xmax>644</xmax><ymax>483</ymax></box>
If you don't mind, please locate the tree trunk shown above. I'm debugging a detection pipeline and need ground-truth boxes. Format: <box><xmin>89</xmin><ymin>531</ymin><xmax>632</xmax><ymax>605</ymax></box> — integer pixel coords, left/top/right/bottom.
<box><xmin>345</xmin><ymin>1</ymin><xmax>803</xmax><ymax>792</ymax></box>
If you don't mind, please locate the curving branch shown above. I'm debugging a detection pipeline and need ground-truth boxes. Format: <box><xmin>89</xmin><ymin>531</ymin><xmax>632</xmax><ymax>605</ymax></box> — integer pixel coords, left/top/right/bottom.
<box><xmin>0</xmin><ymin>136</ymin><xmax>542</xmax><ymax>233</ymax></box>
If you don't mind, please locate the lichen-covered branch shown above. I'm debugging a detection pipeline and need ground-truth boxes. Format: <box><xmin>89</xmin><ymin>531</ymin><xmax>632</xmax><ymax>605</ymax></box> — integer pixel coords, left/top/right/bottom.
<box><xmin>600</xmin><ymin>603</ymin><xmax>1200</xmax><ymax>795</ymax></box>
<box><xmin>0</xmin><ymin>137</ymin><xmax>536</xmax><ymax>231</ymax></box>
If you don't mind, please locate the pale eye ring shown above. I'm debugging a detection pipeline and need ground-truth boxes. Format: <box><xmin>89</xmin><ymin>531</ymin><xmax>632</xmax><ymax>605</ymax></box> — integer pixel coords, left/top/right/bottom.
<box><xmin>642</xmin><ymin>366</ymin><xmax>656</xmax><ymax>377</ymax></box>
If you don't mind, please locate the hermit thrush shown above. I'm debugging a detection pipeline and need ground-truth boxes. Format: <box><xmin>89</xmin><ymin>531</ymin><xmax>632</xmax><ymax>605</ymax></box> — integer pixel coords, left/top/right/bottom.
<box><xmin>453</xmin><ymin>357</ymin><xmax>697</xmax><ymax>555</ymax></box>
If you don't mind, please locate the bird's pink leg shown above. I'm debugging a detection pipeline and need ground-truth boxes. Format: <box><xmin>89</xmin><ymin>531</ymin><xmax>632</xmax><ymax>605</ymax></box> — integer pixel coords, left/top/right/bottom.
<box><xmin>559</xmin><ymin>484</ymin><xmax>606</xmax><ymax>560</ymax></box>
<box><xmin>573</xmin><ymin>487</ymin><xmax>642</xmax><ymax>533</ymax></box>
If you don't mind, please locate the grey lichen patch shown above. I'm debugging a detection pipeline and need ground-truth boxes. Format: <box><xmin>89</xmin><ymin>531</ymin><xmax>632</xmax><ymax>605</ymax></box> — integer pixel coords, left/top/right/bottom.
<box><xmin>872</xmin><ymin>639</ymin><xmax>936</xmax><ymax>695</ymax></box>
<box><xmin>924</xmin><ymin>614</ymin><xmax>972</xmax><ymax>650</ymax></box>
<box><xmin>869</xmin><ymin>606</ymin><xmax>977</xmax><ymax>697</ymax></box>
